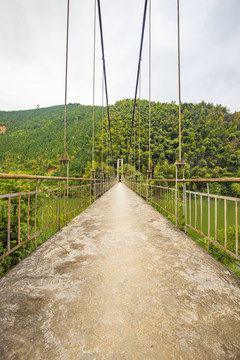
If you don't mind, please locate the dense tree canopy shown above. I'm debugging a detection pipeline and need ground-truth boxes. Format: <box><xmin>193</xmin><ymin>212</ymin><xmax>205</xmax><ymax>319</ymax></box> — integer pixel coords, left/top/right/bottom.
<box><xmin>95</xmin><ymin>100</ymin><xmax>240</xmax><ymax>180</ymax></box>
<box><xmin>0</xmin><ymin>104</ymin><xmax>102</xmax><ymax>177</ymax></box>
<box><xmin>0</xmin><ymin>100</ymin><xmax>239</xmax><ymax>182</ymax></box>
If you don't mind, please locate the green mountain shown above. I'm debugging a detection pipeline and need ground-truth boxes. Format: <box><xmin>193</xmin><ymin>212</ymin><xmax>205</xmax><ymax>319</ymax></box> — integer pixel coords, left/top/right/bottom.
<box><xmin>0</xmin><ymin>104</ymin><xmax>103</xmax><ymax>177</ymax></box>
<box><xmin>96</xmin><ymin>100</ymin><xmax>240</xmax><ymax>179</ymax></box>
<box><xmin>0</xmin><ymin>100</ymin><xmax>239</xmax><ymax>183</ymax></box>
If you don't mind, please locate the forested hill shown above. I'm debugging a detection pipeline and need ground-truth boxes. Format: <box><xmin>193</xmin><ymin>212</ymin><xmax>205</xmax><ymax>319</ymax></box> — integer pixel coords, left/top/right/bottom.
<box><xmin>95</xmin><ymin>100</ymin><xmax>240</xmax><ymax>180</ymax></box>
<box><xmin>0</xmin><ymin>100</ymin><xmax>239</xmax><ymax>180</ymax></box>
<box><xmin>0</xmin><ymin>104</ymin><xmax>102</xmax><ymax>177</ymax></box>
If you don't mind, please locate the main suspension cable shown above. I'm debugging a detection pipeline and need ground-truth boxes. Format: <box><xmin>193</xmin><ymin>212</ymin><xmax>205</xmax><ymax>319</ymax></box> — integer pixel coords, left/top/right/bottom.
<box><xmin>127</xmin><ymin>0</ymin><xmax>148</xmax><ymax>163</ymax></box>
<box><xmin>148</xmin><ymin>0</ymin><xmax>151</xmax><ymax>171</ymax></box>
<box><xmin>92</xmin><ymin>0</ymin><xmax>96</xmax><ymax>169</ymax></box>
<box><xmin>177</xmin><ymin>0</ymin><xmax>182</xmax><ymax>162</ymax></box>
<box><xmin>133</xmin><ymin>98</ymin><xmax>136</xmax><ymax>176</ymax></box>
<box><xmin>138</xmin><ymin>66</ymin><xmax>141</xmax><ymax>174</ymax></box>
<box><xmin>63</xmin><ymin>0</ymin><xmax>70</xmax><ymax>159</ymax></box>
<box><xmin>97</xmin><ymin>0</ymin><xmax>114</xmax><ymax>167</ymax></box>
<box><xmin>101</xmin><ymin>64</ymin><xmax>104</xmax><ymax>170</ymax></box>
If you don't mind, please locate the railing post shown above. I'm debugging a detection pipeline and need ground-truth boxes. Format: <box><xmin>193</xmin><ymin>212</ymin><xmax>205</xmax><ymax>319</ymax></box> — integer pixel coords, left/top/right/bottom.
<box><xmin>147</xmin><ymin>169</ymin><xmax>152</xmax><ymax>204</ymax></box>
<box><xmin>236</xmin><ymin>201</ymin><xmax>238</xmax><ymax>258</ymax></box>
<box><xmin>18</xmin><ymin>195</ymin><xmax>21</xmax><ymax>245</ymax></box>
<box><xmin>183</xmin><ymin>181</ymin><xmax>187</xmax><ymax>233</ymax></box>
<box><xmin>91</xmin><ymin>169</ymin><xmax>96</xmax><ymax>202</ymax></box>
<box><xmin>174</xmin><ymin>160</ymin><xmax>186</xmax><ymax>228</ymax></box>
<box><xmin>27</xmin><ymin>194</ymin><xmax>30</xmax><ymax>239</ymax></box>
<box><xmin>140</xmin><ymin>174</ymin><xmax>141</xmax><ymax>197</ymax></box>
<box><xmin>224</xmin><ymin>197</ymin><xmax>227</xmax><ymax>250</ymax></box>
<box><xmin>34</xmin><ymin>179</ymin><xmax>38</xmax><ymax>248</ymax></box>
<box><xmin>101</xmin><ymin>171</ymin><xmax>104</xmax><ymax>195</ymax></box>
<box><xmin>207</xmin><ymin>182</ymin><xmax>210</xmax><ymax>252</ymax></box>
<box><xmin>175</xmin><ymin>165</ymin><xmax>178</xmax><ymax>226</ymax></box>
<box><xmin>117</xmin><ymin>158</ymin><xmax>119</xmax><ymax>182</ymax></box>
<box><xmin>59</xmin><ymin>161</ymin><xmax>62</xmax><ymax>230</ymax></box>
<box><xmin>89</xmin><ymin>183</ymin><xmax>92</xmax><ymax>204</ymax></box>
<box><xmin>7</xmin><ymin>197</ymin><xmax>11</xmax><ymax>252</ymax></box>
<box><xmin>66</xmin><ymin>160</ymin><xmax>69</xmax><ymax>223</ymax></box>
<box><xmin>59</xmin><ymin>157</ymin><xmax>70</xmax><ymax>226</ymax></box>
<box><xmin>80</xmin><ymin>185</ymin><xmax>82</xmax><ymax>210</ymax></box>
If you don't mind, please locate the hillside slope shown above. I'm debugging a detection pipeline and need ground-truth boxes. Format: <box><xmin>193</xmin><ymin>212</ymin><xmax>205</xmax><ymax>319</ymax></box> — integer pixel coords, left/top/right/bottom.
<box><xmin>95</xmin><ymin>100</ymin><xmax>240</xmax><ymax>179</ymax></box>
<box><xmin>0</xmin><ymin>101</ymin><xmax>239</xmax><ymax>181</ymax></box>
<box><xmin>0</xmin><ymin>104</ymin><xmax>102</xmax><ymax>177</ymax></box>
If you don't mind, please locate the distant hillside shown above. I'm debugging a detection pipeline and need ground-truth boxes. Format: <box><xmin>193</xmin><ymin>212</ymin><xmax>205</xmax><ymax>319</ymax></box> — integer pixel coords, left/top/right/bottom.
<box><xmin>0</xmin><ymin>104</ymin><xmax>103</xmax><ymax>177</ymax></box>
<box><xmin>95</xmin><ymin>99</ymin><xmax>240</xmax><ymax>180</ymax></box>
<box><xmin>0</xmin><ymin>100</ymin><xmax>239</xmax><ymax>182</ymax></box>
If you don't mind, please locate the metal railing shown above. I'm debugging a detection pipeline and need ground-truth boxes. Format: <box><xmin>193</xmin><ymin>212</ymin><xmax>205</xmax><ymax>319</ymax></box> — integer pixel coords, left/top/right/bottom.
<box><xmin>0</xmin><ymin>173</ymin><xmax>115</xmax><ymax>263</ymax></box>
<box><xmin>185</xmin><ymin>189</ymin><xmax>239</xmax><ymax>260</ymax></box>
<box><xmin>125</xmin><ymin>177</ymin><xmax>240</xmax><ymax>261</ymax></box>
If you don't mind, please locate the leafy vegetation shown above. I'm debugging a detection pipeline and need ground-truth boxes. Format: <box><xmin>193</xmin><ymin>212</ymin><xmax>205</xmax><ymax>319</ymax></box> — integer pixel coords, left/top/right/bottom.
<box><xmin>98</xmin><ymin>100</ymin><xmax>240</xmax><ymax>178</ymax></box>
<box><xmin>0</xmin><ymin>100</ymin><xmax>239</xmax><ymax>182</ymax></box>
<box><xmin>0</xmin><ymin>104</ymin><xmax>103</xmax><ymax>177</ymax></box>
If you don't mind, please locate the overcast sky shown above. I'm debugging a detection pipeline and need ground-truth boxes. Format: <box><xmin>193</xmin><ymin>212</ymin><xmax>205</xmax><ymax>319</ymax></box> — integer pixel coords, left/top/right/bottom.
<box><xmin>0</xmin><ymin>0</ymin><xmax>239</xmax><ymax>113</ymax></box>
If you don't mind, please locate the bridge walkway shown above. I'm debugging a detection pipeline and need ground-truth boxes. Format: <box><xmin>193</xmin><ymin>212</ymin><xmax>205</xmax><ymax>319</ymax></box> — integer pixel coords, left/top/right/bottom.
<box><xmin>0</xmin><ymin>183</ymin><xmax>240</xmax><ymax>359</ymax></box>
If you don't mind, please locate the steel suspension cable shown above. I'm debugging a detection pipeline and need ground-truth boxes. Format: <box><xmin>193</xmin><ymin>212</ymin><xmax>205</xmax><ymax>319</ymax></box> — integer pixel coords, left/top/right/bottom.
<box><xmin>133</xmin><ymin>100</ymin><xmax>136</xmax><ymax>175</ymax></box>
<box><xmin>148</xmin><ymin>0</ymin><xmax>151</xmax><ymax>171</ymax></box>
<box><xmin>139</xmin><ymin>66</ymin><xmax>141</xmax><ymax>174</ymax></box>
<box><xmin>127</xmin><ymin>0</ymin><xmax>148</xmax><ymax>163</ymax></box>
<box><xmin>101</xmin><ymin>65</ymin><xmax>104</xmax><ymax>170</ymax></box>
<box><xmin>92</xmin><ymin>0</ymin><xmax>96</xmax><ymax>169</ymax></box>
<box><xmin>63</xmin><ymin>0</ymin><xmax>70</xmax><ymax>159</ymax></box>
<box><xmin>97</xmin><ymin>0</ymin><xmax>114</xmax><ymax>167</ymax></box>
<box><xmin>130</xmin><ymin>144</ymin><xmax>132</xmax><ymax>178</ymax></box>
<box><xmin>177</xmin><ymin>0</ymin><xmax>182</xmax><ymax>162</ymax></box>
<box><xmin>107</xmin><ymin>115</ymin><xmax>109</xmax><ymax>170</ymax></box>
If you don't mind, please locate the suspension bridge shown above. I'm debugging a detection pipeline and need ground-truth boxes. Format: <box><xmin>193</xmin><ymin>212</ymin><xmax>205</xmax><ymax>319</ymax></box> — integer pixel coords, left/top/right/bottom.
<box><xmin>0</xmin><ymin>1</ymin><xmax>240</xmax><ymax>359</ymax></box>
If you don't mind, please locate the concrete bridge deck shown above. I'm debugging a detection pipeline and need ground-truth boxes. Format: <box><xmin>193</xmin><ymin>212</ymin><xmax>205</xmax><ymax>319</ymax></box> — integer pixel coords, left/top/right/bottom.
<box><xmin>0</xmin><ymin>183</ymin><xmax>240</xmax><ymax>360</ymax></box>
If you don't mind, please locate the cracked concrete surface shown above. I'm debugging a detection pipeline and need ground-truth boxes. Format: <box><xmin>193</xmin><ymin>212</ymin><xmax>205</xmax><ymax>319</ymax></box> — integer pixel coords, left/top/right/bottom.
<box><xmin>0</xmin><ymin>183</ymin><xmax>240</xmax><ymax>359</ymax></box>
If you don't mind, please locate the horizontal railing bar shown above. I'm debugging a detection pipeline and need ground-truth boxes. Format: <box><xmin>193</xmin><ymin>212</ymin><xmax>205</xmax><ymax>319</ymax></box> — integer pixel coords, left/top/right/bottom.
<box><xmin>186</xmin><ymin>190</ymin><xmax>240</xmax><ymax>202</ymax></box>
<box><xmin>1</xmin><ymin>173</ymin><xmax>239</xmax><ymax>183</ymax></box>
<box><xmin>180</xmin><ymin>178</ymin><xmax>240</xmax><ymax>183</ymax></box>
<box><xmin>128</xmin><ymin>180</ymin><xmax>240</xmax><ymax>201</ymax></box>
<box><xmin>152</xmin><ymin>185</ymin><xmax>176</xmax><ymax>191</ymax></box>
<box><xmin>0</xmin><ymin>184</ymin><xmax>92</xmax><ymax>199</ymax></box>
<box><xmin>0</xmin><ymin>187</ymin><xmax>58</xmax><ymax>199</ymax></box>
<box><xmin>151</xmin><ymin>199</ymin><xmax>175</xmax><ymax>217</ymax></box>
<box><xmin>127</xmin><ymin>177</ymin><xmax>240</xmax><ymax>183</ymax></box>
<box><xmin>0</xmin><ymin>173</ymin><xmax>107</xmax><ymax>181</ymax></box>
<box><xmin>63</xmin><ymin>184</ymin><xmax>91</xmax><ymax>189</ymax></box>
<box><xmin>140</xmin><ymin>184</ymin><xmax>176</xmax><ymax>190</ymax></box>
<box><xmin>0</xmin><ymin>221</ymin><xmax>57</xmax><ymax>261</ymax></box>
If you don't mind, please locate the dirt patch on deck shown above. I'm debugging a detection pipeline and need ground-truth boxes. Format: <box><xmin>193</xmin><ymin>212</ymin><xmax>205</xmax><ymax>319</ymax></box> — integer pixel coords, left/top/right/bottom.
<box><xmin>54</xmin><ymin>256</ymin><xmax>90</xmax><ymax>275</ymax></box>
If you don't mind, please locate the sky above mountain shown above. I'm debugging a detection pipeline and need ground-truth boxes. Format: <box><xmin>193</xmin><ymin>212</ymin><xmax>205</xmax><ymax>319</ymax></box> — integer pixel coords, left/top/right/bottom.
<box><xmin>0</xmin><ymin>0</ymin><xmax>239</xmax><ymax>112</ymax></box>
